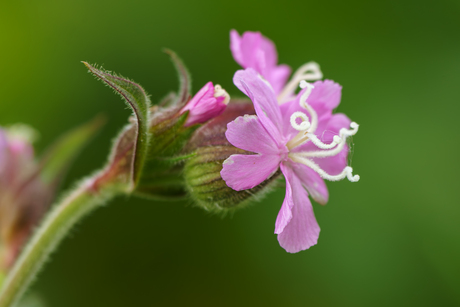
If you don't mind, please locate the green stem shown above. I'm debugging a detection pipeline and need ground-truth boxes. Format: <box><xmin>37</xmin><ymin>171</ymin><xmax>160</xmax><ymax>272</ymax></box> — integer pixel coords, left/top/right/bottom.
<box><xmin>0</xmin><ymin>177</ymin><xmax>121</xmax><ymax>307</ymax></box>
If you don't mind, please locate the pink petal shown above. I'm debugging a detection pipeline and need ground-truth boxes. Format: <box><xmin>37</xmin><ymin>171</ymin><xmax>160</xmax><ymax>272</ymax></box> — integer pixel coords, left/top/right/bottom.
<box><xmin>267</xmin><ymin>64</ymin><xmax>291</xmax><ymax>96</ymax></box>
<box><xmin>226</xmin><ymin>115</ymin><xmax>279</xmax><ymax>155</ymax></box>
<box><xmin>233</xmin><ymin>69</ymin><xmax>284</xmax><ymax>143</ymax></box>
<box><xmin>253</xmin><ymin>31</ymin><xmax>278</xmax><ymax>68</ymax></box>
<box><xmin>229</xmin><ymin>30</ymin><xmax>291</xmax><ymax>95</ymax></box>
<box><xmin>181</xmin><ymin>82</ymin><xmax>227</xmax><ymax>126</ymax></box>
<box><xmin>230</xmin><ymin>30</ymin><xmax>244</xmax><ymax>66</ymax></box>
<box><xmin>231</xmin><ymin>31</ymin><xmax>278</xmax><ymax>72</ymax></box>
<box><xmin>308</xmin><ymin>80</ymin><xmax>343</xmax><ymax>120</ymax></box>
<box><xmin>221</xmin><ymin>153</ymin><xmax>280</xmax><ymax>191</ymax></box>
<box><xmin>274</xmin><ymin>163</ymin><xmax>294</xmax><ymax>234</ymax></box>
<box><xmin>239</xmin><ymin>31</ymin><xmax>265</xmax><ymax>69</ymax></box>
<box><xmin>277</xmin><ymin>163</ymin><xmax>321</xmax><ymax>253</ymax></box>
<box><xmin>290</xmin><ymin>162</ymin><xmax>329</xmax><ymax>205</ymax></box>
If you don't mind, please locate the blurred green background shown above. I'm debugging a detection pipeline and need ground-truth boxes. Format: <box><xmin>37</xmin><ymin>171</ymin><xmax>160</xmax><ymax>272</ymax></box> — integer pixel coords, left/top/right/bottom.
<box><xmin>1</xmin><ymin>0</ymin><xmax>459</xmax><ymax>306</ymax></box>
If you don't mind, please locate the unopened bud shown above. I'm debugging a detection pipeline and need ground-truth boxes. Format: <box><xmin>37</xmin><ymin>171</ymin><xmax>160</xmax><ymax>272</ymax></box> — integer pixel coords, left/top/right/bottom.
<box><xmin>180</xmin><ymin>82</ymin><xmax>230</xmax><ymax>127</ymax></box>
<box><xmin>183</xmin><ymin>100</ymin><xmax>281</xmax><ymax>212</ymax></box>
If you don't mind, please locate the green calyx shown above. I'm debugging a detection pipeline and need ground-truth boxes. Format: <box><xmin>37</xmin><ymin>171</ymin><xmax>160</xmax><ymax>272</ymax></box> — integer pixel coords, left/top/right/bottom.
<box><xmin>83</xmin><ymin>50</ymin><xmax>200</xmax><ymax>200</ymax></box>
<box><xmin>183</xmin><ymin>101</ymin><xmax>282</xmax><ymax>213</ymax></box>
<box><xmin>184</xmin><ymin>146</ymin><xmax>281</xmax><ymax>213</ymax></box>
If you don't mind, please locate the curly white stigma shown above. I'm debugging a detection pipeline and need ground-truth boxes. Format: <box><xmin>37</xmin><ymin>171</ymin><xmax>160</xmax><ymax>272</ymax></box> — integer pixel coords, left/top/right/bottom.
<box><xmin>285</xmin><ymin>81</ymin><xmax>318</xmax><ymax>150</ymax></box>
<box><xmin>278</xmin><ymin>62</ymin><xmax>323</xmax><ymax>103</ymax></box>
<box><xmin>290</xmin><ymin>112</ymin><xmax>311</xmax><ymax>131</ymax></box>
<box><xmin>286</xmin><ymin>81</ymin><xmax>360</xmax><ymax>183</ymax></box>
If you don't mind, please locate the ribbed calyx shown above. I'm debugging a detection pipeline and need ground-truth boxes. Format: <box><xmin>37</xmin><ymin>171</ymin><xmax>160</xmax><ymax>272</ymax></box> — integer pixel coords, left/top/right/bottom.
<box><xmin>184</xmin><ymin>100</ymin><xmax>282</xmax><ymax>213</ymax></box>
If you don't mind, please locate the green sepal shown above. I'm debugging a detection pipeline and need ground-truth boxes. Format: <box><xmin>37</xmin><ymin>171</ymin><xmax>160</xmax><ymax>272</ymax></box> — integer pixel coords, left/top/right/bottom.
<box><xmin>39</xmin><ymin>116</ymin><xmax>105</xmax><ymax>186</ymax></box>
<box><xmin>183</xmin><ymin>100</ymin><xmax>282</xmax><ymax>213</ymax></box>
<box><xmin>163</xmin><ymin>49</ymin><xmax>191</xmax><ymax>107</ymax></box>
<box><xmin>184</xmin><ymin>146</ymin><xmax>281</xmax><ymax>213</ymax></box>
<box><xmin>83</xmin><ymin>62</ymin><xmax>151</xmax><ymax>190</ymax></box>
<box><xmin>135</xmin><ymin>111</ymin><xmax>199</xmax><ymax>199</ymax></box>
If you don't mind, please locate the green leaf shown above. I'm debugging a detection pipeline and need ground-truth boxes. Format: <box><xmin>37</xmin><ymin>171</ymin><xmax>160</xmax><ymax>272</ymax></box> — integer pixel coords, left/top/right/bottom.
<box><xmin>39</xmin><ymin>116</ymin><xmax>105</xmax><ymax>185</ymax></box>
<box><xmin>164</xmin><ymin>49</ymin><xmax>191</xmax><ymax>106</ymax></box>
<box><xmin>83</xmin><ymin>62</ymin><xmax>151</xmax><ymax>189</ymax></box>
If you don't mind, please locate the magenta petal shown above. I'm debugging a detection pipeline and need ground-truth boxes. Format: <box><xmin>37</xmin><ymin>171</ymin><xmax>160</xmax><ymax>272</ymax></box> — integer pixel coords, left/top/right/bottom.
<box><xmin>239</xmin><ymin>31</ymin><xmax>265</xmax><ymax>69</ymax></box>
<box><xmin>275</xmin><ymin>163</ymin><xmax>294</xmax><ymax>234</ymax></box>
<box><xmin>226</xmin><ymin>115</ymin><xmax>279</xmax><ymax>155</ymax></box>
<box><xmin>229</xmin><ymin>30</ymin><xmax>291</xmax><ymax>96</ymax></box>
<box><xmin>277</xmin><ymin>166</ymin><xmax>320</xmax><ymax>253</ymax></box>
<box><xmin>221</xmin><ymin>154</ymin><xmax>280</xmax><ymax>191</ymax></box>
<box><xmin>181</xmin><ymin>82</ymin><xmax>228</xmax><ymax>126</ymax></box>
<box><xmin>254</xmin><ymin>31</ymin><xmax>278</xmax><ymax>68</ymax></box>
<box><xmin>291</xmin><ymin>162</ymin><xmax>329</xmax><ymax>205</ymax></box>
<box><xmin>230</xmin><ymin>30</ymin><xmax>244</xmax><ymax>66</ymax></box>
<box><xmin>308</xmin><ymin>80</ymin><xmax>343</xmax><ymax>120</ymax></box>
<box><xmin>267</xmin><ymin>64</ymin><xmax>291</xmax><ymax>96</ymax></box>
<box><xmin>233</xmin><ymin>69</ymin><xmax>284</xmax><ymax>142</ymax></box>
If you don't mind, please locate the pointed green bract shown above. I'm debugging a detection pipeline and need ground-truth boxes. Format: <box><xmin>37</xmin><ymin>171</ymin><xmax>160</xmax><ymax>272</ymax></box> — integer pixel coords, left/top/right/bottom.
<box><xmin>164</xmin><ymin>49</ymin><xmax>191</xmax><ymax>106</ymax></box>
<box><xmin>83</xmin><ymin>62</ymin><xmax>151</xmax><ymax>189</ymax></box>
<box><xmin>39</xmin><ymin>116</ymin><xmax>105</xmax><ymax>185</ymax></box>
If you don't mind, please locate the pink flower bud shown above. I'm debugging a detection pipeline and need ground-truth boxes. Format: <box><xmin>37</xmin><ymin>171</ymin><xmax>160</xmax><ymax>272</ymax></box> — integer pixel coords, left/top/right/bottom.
<box><xmin>181</xmin><ymin>82</ymin><xmax>230</xmax><ymax>127</ymax></box>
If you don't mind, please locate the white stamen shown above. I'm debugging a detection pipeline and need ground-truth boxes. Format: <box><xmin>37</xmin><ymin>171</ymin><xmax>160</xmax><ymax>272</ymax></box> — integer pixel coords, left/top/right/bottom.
<box><xmin>298</xmin><ymin>82</ymin><xmax>318</xmax><ymax>134</ymax></box>
<box><xmin>214</xmin><ymin>84</ymin><xmax>230</xmax><ymax>105</ymax></box>
<box><xmin>290</xmin><ymin>111</ymin><xmax>310</xmax><ymax>131</ymax></box>
<box><xmin>293</xmin><ymin>62</ymin><xmax>323</xmax><ymax>81</ymax></box>
<box><xmin>306</xmin><ymin>133</ymin><xmax>342</xmax><ymax>149</ymax></box>
<box><xmin>295</xmin><ymin>122</ymin><xmax>359</xmax><ymax>158</ymax></box>
<box><xmin>285</xmin><ymin>81</ymin><xmax>321</xmax><ymax>150</ymax></box>
<box><xmin>289</xmin><ymin>154</ymin><xmax>360</xmax><ymax>182</ymax></box>
<box><xmin>278</xmin><ymin>62</ymin><xmax>323</xmax><ymax>103</ymax></box>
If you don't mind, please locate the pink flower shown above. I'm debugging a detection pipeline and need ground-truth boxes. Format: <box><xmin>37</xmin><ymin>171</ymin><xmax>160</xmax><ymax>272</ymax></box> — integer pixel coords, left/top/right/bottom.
<box><xmin>220</xmin><ymin>69</ymin><xmax>360</xmax><ymax>253</ymax></box>
<box><xmin>230</xmin><ymin>30</ymin><xmax>323</xmax><ymax>103</ymax></box>
<box><xmin>181</xmin><ymin>82</ymin><xmax>230</xmax><ymax>126</ymax></box>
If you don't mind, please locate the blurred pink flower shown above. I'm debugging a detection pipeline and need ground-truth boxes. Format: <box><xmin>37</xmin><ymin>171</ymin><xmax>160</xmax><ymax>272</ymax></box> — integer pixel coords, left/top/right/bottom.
<box><xmin>181</xmin><ymin>82</ymin><xmax>230</xmax><ymax>126</ymax></box>
<box><xmin>0</xmin><ymin>127</ymin><xmax>51</xmax><ymax>268</ymax></box>
<box><xmin>221</xmin><ymin>69</ymin><xmax>360</xmax><ymax>253</ymax></box>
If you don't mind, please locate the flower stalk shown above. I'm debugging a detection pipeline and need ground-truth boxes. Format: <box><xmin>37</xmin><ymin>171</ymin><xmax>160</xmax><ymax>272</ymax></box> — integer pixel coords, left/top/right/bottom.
<box><xmin>0</xmin><ymin>175</ymin><xmax>122</xmax><ymax>307</ymax></box>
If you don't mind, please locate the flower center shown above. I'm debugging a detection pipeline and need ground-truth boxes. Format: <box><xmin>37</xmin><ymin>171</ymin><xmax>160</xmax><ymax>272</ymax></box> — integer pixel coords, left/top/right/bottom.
<box><xmin>286</xmin><ymin>81</ymin><xmax>360</xmax><ymax>183</ymax></box>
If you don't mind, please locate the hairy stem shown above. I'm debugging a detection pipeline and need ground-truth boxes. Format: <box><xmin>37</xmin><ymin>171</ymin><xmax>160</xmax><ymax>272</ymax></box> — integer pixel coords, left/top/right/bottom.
<box><xmin>0</xmin><ymin>176</ymin><xmax>122</xmax><ymax>307</ymax></box>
